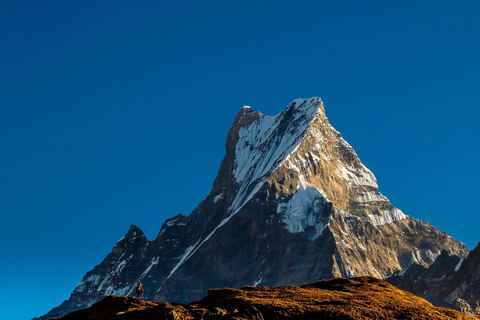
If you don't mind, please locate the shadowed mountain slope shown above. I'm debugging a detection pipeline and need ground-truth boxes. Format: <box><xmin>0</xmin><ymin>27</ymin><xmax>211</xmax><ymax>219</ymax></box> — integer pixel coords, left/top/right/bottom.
<box><xmin>387</xmin><ymin>242</ymin><xmax>480</xmax><ymax>317</ymax></box>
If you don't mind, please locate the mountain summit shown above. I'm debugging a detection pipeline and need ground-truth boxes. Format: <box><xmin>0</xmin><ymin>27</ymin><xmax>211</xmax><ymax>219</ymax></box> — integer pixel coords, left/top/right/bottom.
<box><xmin>36</xmin><ymin>98</ymin><xmax>467</xmax><ymax>319</ymax></box>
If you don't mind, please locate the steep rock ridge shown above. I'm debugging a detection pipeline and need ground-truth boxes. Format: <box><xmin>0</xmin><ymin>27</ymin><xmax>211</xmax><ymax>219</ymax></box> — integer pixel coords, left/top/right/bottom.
<box><xmin>36</xmin><ymin>97</ymin><xmax>468</xmax><ymax>320</ymax></box>
<box><xmin>36</xmin><ymin>225</ymin><xmax>150</xmax><ymax>319</ymax></box>
<box><xmin>387</xmin><ymin>242</ymin><xmax>480</xmax><ymax>317</ymax></box>
<box><xmin>441</xmin><ymin>242</ymin><xmax>480</xmax><ymax>316</ymax></box>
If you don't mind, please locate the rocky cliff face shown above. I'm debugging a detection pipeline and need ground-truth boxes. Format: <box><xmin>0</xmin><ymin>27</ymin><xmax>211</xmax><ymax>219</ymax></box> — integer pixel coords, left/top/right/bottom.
<box><xmin>36</xmin><ymin>97</ymin><xmax>468</xmax><ymax>320</ymax></box>
<box><xmin>387</xmin><ymin>241</ymin><xmax>480</xmax><ymax>317</ymax></box>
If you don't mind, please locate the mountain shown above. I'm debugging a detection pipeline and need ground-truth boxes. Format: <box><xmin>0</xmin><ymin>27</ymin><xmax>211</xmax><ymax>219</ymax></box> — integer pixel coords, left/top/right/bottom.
<box><xmin>55</xmin><ymin>277</ymin><xmax>478</xmax><ymax>320</ymax></box>
<box><xmin>36</xmin><ymin>97</ymin><xmax>468</xmax><ymax>319</ymax></box>
<box><xmin>387</xmin><ymin>241</ymin><xmax>480</xmax><ymax>317</ymax></box>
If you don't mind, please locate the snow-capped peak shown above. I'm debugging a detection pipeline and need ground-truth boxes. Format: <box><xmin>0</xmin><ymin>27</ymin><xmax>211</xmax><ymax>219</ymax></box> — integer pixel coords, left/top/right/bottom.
<box><xmin>231</xmin><ymin>98</ymin><xmax>323</xmax><ymax>213</ymax></box>
<box><xmin>233</xmin><ymin>98</ymin><xmax>322</xmax><ymax>182</ymax></box>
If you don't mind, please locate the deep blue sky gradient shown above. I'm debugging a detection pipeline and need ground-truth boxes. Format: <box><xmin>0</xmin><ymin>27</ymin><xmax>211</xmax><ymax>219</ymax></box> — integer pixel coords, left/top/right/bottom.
<box><xmin>1</xmin><ymin>1</ymin><xmax>480</xmax><ymax>319</ymax></box>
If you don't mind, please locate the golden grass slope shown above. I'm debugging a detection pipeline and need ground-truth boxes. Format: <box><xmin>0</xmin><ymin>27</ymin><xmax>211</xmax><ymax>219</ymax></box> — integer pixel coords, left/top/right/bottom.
<box><xmin>57</xmin><ymin>277</ymin><xmax>478</xmax><ymax>320</ymax></box>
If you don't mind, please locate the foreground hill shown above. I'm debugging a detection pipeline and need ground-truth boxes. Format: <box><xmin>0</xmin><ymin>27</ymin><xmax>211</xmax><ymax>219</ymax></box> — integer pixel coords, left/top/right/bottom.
<box><xmin>57</xmin><ymin>277</ymin><xmax>476</xmax><ymax>320</ymax></box>
<box><xmin>37</xmin><ymin>98</ymin><xmax>467</xmax><ymax>319</ymax></box>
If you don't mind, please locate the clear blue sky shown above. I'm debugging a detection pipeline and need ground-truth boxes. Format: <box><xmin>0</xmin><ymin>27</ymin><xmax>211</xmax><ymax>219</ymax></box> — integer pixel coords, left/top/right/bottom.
<box><xmin>1</xmin><ymin>1</ymin><xmax>479</xmax><ymax>319</ymax></box>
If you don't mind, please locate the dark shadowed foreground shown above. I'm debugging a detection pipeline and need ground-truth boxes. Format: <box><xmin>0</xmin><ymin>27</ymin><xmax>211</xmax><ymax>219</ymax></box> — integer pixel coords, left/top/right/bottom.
<box><xmin>57</xmin><ymin>277</ymin><xmax>477</xmax><ymax>320</ymax></box>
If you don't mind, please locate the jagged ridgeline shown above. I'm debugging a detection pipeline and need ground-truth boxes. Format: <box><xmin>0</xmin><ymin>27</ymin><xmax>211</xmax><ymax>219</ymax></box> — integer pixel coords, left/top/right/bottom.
<box><xmin>36</xmin><ymin>98</ymin><xmax>468</xmax><ymax>320</ymax></box>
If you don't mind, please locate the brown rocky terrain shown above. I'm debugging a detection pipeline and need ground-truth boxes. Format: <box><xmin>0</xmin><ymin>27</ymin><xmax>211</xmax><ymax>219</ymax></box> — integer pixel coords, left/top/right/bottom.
<box><xmin>57</xmin><ymin>277</ymin><xmax>477</xmax><ymax>320</ymax></box>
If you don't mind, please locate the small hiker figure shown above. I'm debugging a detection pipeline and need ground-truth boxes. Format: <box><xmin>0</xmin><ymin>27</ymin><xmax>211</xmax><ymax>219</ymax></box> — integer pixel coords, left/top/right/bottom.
<box><xmin>136</xmin><ymin>283</ymin><xmax>144</xmax><ymax>298</ymax></box>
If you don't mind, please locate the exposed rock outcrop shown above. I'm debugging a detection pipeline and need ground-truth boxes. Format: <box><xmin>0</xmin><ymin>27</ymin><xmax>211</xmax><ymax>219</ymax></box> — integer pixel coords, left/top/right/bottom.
<box><xmin>387</xmin><ymin>242</ymin><xmax>480</xmax><ymax>317</ymax></box>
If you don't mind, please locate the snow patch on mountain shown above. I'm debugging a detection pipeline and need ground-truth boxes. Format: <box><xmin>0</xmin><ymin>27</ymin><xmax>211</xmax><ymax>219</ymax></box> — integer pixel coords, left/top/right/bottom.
<box><xmin>213</xmin><ymin>191</ymin><xmax>224</xmax><ymax>203</ymax></box>
<box><xmin>278</xmin><ymin>175</ymin><xmax>330</xmax><ymax>239</ymax></box>
<box><xmin>113</xmin><ymin>260</ymin><xmax>127</xmax><ymax>275</ymax></box>
<box><xmin>164</xmin><ymin>241</ymin><xmax>199</xmax><ymax>282</ymax></box>
<box><xmin>74</xmin><ymin>274</ymin><xmax>101</xmax><ymax>294</ymax></box>
<box><xmin>104</xmin><ymin>284</ymin><xmax>130</xmax><ymax>297</ymax></box>
<box><xmin>357</xmin><ymin>190</ymin><xmax>388</xmax><ymax>203</ymax></box>
<box><xmin>233</xmin><ymin>115</ymin><xmax>274</xmax><ymax>181</ymax></box>
<box><xmin>139</xmin><ymin>257</ymin><xmax>159</xmax><ymax>280</ymax></box>
<box><xmin>335</xmin><ymin>155</ymin><xmax>379</xmax><ymax>189</ymax></box>
<box><xmin>369</xmin><ymin>208</ymin><xmax>407</xmax><ymax>226</ymax></box>
<box><xmin>454</xmin><ymin>258</ymin><xmax>464</xmax><ymax>271</ymax></box>
<box><xmin>253</xmin><ymin>277</ymin><xmax>263</xmax><ymax>286</ymax></box>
